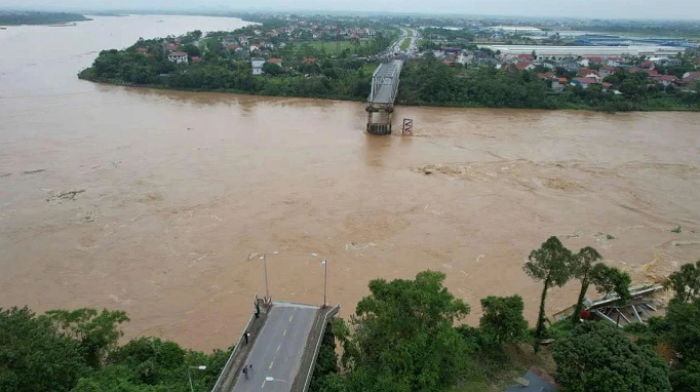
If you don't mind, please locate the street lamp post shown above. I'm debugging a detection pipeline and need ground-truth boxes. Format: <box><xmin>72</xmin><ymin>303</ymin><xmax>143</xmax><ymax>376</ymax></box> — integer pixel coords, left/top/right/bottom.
<box><xmin>187</xmin><ymin>365</ymin><xmax>207</xmax><ymax>392</ymax></box>
<box><xmin>262</xmin><ymin>253</ymin><xmax>269</xmax><ymax>301</ymax></box>
<box><xmin>322</xmin><ymin>259</ymin><xmax>328</xmax><ymax>307</ymax></box>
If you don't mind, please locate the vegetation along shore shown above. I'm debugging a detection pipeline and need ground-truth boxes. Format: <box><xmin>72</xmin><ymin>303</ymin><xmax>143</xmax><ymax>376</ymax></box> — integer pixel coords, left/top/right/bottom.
<box><xmin>78</xmin><ymin>14</ymin><xmax>700</xmax><ymax>112</ymax></box>
<box><xmin>3</xmin><ymin>237</ymin><xmax>699</xmax><ymax>392</ymax></box>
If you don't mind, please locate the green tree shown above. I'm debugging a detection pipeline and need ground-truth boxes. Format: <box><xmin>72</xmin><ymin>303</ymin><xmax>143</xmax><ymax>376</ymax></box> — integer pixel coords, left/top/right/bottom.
<box><xmin>309</xmin><ymin>325</ymin><xmax>340</xmax><ymax>392</ymax></box>
<box><xmin>664</xmin><ymin>260</ymin><xmax>700</xmax><ymax>304</ymax></box>
<box><xmin>523</xmin><ymin>236</ymin><xmax>573</xmax><ymax>351</ymax></box>
<box><xmin>591</xmin><ymin>264</ymin><xmax>631</xmax><ymax>302</ymax></box>
<box><xmin>262</xmin><ymin>62</ymin><xmax>283</xmax><ymax>76</ymax></box>
<box><xmin>670</xmin><ymin>360</ymin><xmax>700</xmax><ymax>391</ymax></box>
<box><xmin>570</xmin><ymin>247</ymin><xmax>632</xmax><ymax>324</ymax></box>
<box><xmin>665</xmin><ymin>298</ymin><xmax>700</xmax><ymax>363</ymax></box>
<box><xmin>479</xmin><ymin>295</ymin><xmax>528</xmax><ymax>346</ymax></box>
<box><xmin>570</xmin><ymin>247</ymin><xmax>603</xmax><ymax>324</ymax></box>
<box><xmin>336</xmin><ymin>270</ymin><xmax>472</xmax><ymax>392</ymax></box>
<box><xmin>554</xmin><ymin>322</ymin><xmax>671</xmax><ymax>392</ymax></box>
<box><xmin>43</xmin><ymin>308</ymin><xmax>129</xmax><ymax>368</ymax></box>
<box><xmin>0</xmin><ymin>307</ymin><xmax>87</xmax><ymax>392</ymax></box>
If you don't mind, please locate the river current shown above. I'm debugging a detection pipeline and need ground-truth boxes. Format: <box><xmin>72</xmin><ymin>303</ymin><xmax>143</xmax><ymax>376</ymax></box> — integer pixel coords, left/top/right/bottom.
<box><xmin>1</xmin><ymin>15</ymin><xmax>699</xmax><ymax>350</ymax></box>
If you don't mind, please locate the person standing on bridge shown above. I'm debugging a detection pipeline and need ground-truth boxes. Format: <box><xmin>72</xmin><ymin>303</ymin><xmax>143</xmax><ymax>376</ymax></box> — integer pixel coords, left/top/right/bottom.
<box><xmin>242</xmin><ymin>366</ymin><xmax>248</xmax><ymax>380</ymax></box>
<box><xmin>243</xmin><ymin>331</ymin><xmax>249</xmax><ymax>344</ymax></box>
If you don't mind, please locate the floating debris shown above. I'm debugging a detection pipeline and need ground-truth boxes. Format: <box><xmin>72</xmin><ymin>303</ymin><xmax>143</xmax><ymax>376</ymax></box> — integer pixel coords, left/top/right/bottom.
<box><xmin>46</xmin><ymin>189</ymin><xmax>85</xmax><ymax>202</ymax></box>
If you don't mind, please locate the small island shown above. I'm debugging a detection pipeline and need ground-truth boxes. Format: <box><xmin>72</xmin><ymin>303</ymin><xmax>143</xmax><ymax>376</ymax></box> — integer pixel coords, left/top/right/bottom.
<box><xmin>79</xmin><ymin>13</ymin><xmax>700</xmax><ymax>112</ymax></box>
<box><xmin>0</xmin><ymin>10</ymin><xmax>90</xmax><ymax>26</ymax></box>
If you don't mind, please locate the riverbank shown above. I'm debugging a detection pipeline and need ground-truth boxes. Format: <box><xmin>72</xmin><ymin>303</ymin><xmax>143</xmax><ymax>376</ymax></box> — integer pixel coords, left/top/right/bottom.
<box><xmin>79</xmin><ymin>71</ymin><xmax>700</xmax><ymax>113</ymax></box>
<box><xmin>0</xmin><ymin>10</ymin><xmax>90</xmax><ymax>25</ymax></box>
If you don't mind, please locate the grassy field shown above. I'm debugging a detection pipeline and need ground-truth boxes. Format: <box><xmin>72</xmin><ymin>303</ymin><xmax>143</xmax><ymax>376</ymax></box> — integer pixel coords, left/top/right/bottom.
<box><xmin>291</xmin><ymin>40</ymin><xmax>358</xmax><ymax>56</ymax></box>
<box><xmin>400</xmin><ymin>37</ymin><xmax>411</xmax><ymax>51</ymax></box>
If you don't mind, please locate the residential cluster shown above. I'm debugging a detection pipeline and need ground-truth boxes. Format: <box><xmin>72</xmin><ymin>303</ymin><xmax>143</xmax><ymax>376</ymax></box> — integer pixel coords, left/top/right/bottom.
<box><xmin>146</xmin><ymin>17</ymin><xmax>376</xmax><ymax>74</ymax></box>
<box><xmin>429</xmin><ymin>45</ymin><xmax>700</xmax><ymax>92</ymax></box>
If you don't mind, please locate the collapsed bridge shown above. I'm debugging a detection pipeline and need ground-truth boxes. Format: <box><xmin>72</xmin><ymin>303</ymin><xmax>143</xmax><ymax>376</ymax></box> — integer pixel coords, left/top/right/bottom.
<box><xmin>366</xmin><ymin>60</ymin><xmax>403</xmax><ymax>135</ymax></box>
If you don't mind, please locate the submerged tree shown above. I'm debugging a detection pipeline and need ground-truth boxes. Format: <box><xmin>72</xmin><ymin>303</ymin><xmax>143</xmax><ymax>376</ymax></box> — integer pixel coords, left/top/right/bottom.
<box><xmin>523</xmin><ymin>236</ymin><xmax>573</xmax><ymax>352</ymax></box>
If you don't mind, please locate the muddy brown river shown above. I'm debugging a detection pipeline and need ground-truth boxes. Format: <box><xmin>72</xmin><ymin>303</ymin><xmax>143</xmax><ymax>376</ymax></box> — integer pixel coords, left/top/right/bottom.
<box><xmin>1</xmin><ymin>15</ymin><xmax>699</xmax><ymax>351</ymax></box>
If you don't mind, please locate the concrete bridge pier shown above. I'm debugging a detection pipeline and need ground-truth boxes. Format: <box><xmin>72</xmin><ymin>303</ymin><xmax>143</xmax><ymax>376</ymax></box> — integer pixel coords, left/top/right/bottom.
<box><xmin>366</xmin><ymin>105</ymin><xmax>393</xmax><ymax>135</ymax></box>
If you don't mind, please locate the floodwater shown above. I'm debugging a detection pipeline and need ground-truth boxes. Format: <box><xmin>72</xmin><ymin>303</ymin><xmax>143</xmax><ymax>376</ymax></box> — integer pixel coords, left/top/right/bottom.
<box><xmin>2</xmin><ymin>15</ymin><xmax>700</xmax><ymax>351</ymax></box>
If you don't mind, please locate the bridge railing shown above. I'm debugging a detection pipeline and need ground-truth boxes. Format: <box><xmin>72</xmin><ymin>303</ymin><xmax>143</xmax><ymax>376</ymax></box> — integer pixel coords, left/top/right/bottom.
<box><xmin>210</xmin><ymin>298</ymin><xmax>265</xmax><ymax>392</ymax></box>
<box><xmin>301</xmin><ymin>304</ymin><xmax>341</xmax><ymax>392</ymax></box>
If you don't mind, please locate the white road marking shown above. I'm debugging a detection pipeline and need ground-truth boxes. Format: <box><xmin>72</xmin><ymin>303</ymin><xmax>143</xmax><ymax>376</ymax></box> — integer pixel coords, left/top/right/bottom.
<box><xmin>269</xmin><ymin>360</ymin><xmax>274</xmax><ymax>369</ymax></box>
<box><xmin>283</xmin><ymin>329</ymin><xmax>287</xmax><ymax>336</ymax></box>
<box><xmin>276</xmin><ymin>344</ymin><xmax>281</xmax><ymax>353</ymax></box>
<box><xmin>288</xmin><ymin>314</ymin><xmax>294</xmax><ymax>322</ymax></box>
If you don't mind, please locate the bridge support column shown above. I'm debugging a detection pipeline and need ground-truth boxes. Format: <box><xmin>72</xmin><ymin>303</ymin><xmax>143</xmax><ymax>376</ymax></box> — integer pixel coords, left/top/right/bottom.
<box><xmin>366</xmin><ymin>105</ymin><xmax>393</xmax><ymax>135</ymax></box>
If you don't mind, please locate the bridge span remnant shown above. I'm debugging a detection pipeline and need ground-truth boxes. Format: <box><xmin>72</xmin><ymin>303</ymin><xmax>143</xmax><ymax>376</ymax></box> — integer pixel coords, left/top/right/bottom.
<box><xmin>211</xmin><ymin>299</ymin><xmax>340</xmax><ymax>392</ymax></box>
<box><xmin>366</xmin><ymin>60</ymin><xmax>403</xmax><ymax>135</ymax></box>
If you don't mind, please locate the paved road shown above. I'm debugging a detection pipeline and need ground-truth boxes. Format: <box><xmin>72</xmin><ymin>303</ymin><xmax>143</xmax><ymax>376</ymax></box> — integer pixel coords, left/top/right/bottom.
<box><xmin>231</xmin><ymin>303</ymin><xmax>319</xmax><ymax>392</ymax></box>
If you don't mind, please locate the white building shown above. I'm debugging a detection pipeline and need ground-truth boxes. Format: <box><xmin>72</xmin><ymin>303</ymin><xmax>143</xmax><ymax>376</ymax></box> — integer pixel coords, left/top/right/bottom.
<box><xmin>251</xmin><ymin>57</ymin><xmax>265</xmax><ymax>75</ymax></box>
<box><xmin>167</xmin><ymin>51</ymin><xmax>188</xmax><ymax>64</ymax></box>
<box><xmin>479</xmin><ymin>45</ymin><xmax>684</xmax><ymax>60</ymax></box>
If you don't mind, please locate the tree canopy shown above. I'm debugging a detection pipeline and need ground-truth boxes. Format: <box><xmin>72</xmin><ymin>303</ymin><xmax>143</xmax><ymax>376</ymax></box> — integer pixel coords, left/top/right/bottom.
<box><xmin>554</xmin><ymin>322</ymin><xmax>671</xmax><ymax>392</ymax></box>
<box><xmin>524</xmin><ymin>236</ymin><xmax>573</xmax><ymax>350</ymax></box>
<box><xmin>478</xmin><ymin>295</ymin><xmax>528</xmax><ymax>346</ymax></box>
<box><xmin>665</xmin><ymin>260</ymin><xmax>700</xmax><ymax>304</ymax></box>
<box><xmin>0</xmin><ymin>307</ymin><xmax>86</xmax><ymax>392</ymax></box>
<box><xmin>336</xmin><ymin>270</ymin><xmax>473</xmax><ymax>392</ymax></box>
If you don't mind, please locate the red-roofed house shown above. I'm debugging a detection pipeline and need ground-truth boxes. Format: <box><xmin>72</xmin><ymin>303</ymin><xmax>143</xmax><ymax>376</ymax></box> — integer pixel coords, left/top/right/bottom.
<box><xmin>640</xmin><ymin>60</ymin><xmax>654</xmax><ymax>69</ymax></box>
<box><xmin>571</xmin><ymin>77</ymin><xmax>599</xmax><ymax>88</ymax></box>
<box><xmin>302</xmin><ymin>57</ymin><xmax>317</xmax><ymax>64</ymax></box>
<box><xmin>167</xmin><ymin>51</ymin><xmax>188</xmax><ymax>64</ymax></box>
<box><xmin>165</xmin><ymin>42</ymin><xmax>178</xmax><ymax>51</ymax></box>
<box><xmin>516</xmin><ymin>61</ymin><xmax>536</xmax><ymax>71</ymax></box>
<box><xmin>225</xmin><ymin>44</ymin><xmax>240</xmax><ymax>51</ymax></box>
<box><xmin>267</xmin><ymin>57</ymin><xmax>283</xmax><ymax>65</ymax></box>
<box><xmin>191</xmin><ymin>56</ymin><xmax>201</xmax><ymax>63</ymax></box>
<box><xmin>578</xmin><ymin>68</ymin><xmax>601</xmax><ymax>81</ymax></box>
<box><xmin>518</xmin><ymin>53</ymin><xmax>535</xmax><ymax>61</ymax></box>
<box><xmin>680</xmin><ymin>71</ymin><xmax>700</xmax><ymax>85</ymax></box>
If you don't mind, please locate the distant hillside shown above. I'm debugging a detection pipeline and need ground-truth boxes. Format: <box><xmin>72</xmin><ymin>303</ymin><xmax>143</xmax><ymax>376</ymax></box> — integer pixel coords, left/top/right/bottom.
<box><xmin>0</xmin><ymin>11</ymin><xmax>90</xmax><ymax>25</ymax></box>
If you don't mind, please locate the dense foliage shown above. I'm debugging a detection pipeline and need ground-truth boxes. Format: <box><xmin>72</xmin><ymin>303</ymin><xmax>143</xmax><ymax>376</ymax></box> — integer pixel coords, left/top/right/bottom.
<box><xmin>0</xmin><ymin>307</ymin><xmax>229</xmax><ymax>392</ymax></box>
<box><xmin>478</xmin><ymin>295</ymin><xmax>528</xmax><ymax>346</ymax></box>
<box><xmin>397</xmin><ymin>56</ymin><xmax>700</xmax><ymax>111</ymax></box>
<box><xmin>554</xmin><ymin>322</ymin><xmax>671</xmax><ymax>392</ymax></box>
<box><xmin>0</xmin><ymin>11</ymin><xmax>89</xmax><ymax>25</ymax></box>
<box><xmin>334</xmin><ymin>271</ymin><xmax>474</xmax><ymax>392</ymax></box>
<box><xmin>0</xmin><ymin>307</ymin><xmax>86</xmax><ymax>392</ymax></box>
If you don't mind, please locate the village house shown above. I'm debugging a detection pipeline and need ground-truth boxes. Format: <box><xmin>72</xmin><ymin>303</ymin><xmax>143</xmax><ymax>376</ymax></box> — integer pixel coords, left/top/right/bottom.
<box><xmin>267</xmin><ymin>58</ymin><xmax>283</xmax><ymax>66</ymax></box>
<box><xmin>680</xmin><ymin>71</ymin><xmax>700</xmax><ymax>85</ymax></box>
<box><xmin>571</xmin><ymin>77</ymin><xmax>599</xmax><ymax>89</ymax></box>
<box><xmin>167</xmin><ymin>51</ymin><xmax>188</xmax><ymax>64</ymax></box>
<box><xmin>599</xmin><ymin>66</ymin><xmax>617</xmax><ymax>78</ymax></box>
<box><xmin>251</xmin><ymin>57</ymin><xmax>265</xmax><ymax>75</ymax></box>
<box><xmin>653</xmin><ymin>74</ymin><xmax>679</xmax><ymax>87</ymax></box>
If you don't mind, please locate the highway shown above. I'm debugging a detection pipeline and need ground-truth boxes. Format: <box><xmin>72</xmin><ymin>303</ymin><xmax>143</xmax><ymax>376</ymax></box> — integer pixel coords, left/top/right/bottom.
<box><xmin>230</xmin><ymin>303</ymin><xmax>319</xmax><ymax>392</ymax></box>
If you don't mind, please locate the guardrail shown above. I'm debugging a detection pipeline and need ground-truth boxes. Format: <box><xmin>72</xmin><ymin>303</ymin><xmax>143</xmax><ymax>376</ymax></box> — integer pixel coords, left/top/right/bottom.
<box><xmin>301</xmin><ymin>304</ymin><xmax>341</xmax><ymax>392</ymax></box>
<box><xmin>210</xmin><ymin>300</ymin><xmax>260</xmax><ymax>392</ymax></box>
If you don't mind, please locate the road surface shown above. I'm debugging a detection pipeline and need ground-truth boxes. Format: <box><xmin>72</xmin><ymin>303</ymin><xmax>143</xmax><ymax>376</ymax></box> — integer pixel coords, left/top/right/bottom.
<box><xmin>230</xmin><ymin>303</ymin><xmax>318</xmax><ymax>392</ymax></box>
